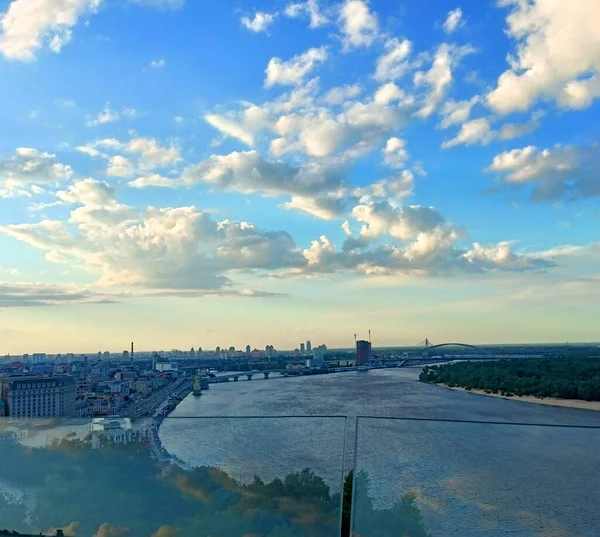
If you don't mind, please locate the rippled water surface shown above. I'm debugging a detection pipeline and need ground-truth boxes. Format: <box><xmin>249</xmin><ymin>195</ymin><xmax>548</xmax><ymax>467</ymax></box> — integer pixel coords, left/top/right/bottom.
<box><xmin>160</xmin><ymin>368</ymin><xmax>600</xmax><ymax>537</ymax></box>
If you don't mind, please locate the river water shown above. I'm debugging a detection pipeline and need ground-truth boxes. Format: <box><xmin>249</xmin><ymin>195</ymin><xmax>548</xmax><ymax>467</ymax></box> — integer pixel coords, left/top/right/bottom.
<box><xmin>159</xmin><ymin>367</ymin><xmax>600</xmax><ymax>537</ymax></box>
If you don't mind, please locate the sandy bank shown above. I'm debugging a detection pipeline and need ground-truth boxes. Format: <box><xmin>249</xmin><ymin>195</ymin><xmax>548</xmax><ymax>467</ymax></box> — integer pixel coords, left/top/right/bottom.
<box><xmin>439</xmin><ymin>384</ymin><xmax>600</xmax><ymax>411</ymax></box>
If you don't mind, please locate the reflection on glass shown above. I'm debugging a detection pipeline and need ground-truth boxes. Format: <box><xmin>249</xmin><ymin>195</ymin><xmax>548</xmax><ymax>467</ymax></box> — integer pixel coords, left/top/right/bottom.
<box><xmin>0</xmin><ymin>416</ymin><xmax>346</xmax><ymax>537</ymax></box>
<box><xmin>352</xmin><ymin>417</ymin><xmax>600</xmax><ymax>537</ymax></box>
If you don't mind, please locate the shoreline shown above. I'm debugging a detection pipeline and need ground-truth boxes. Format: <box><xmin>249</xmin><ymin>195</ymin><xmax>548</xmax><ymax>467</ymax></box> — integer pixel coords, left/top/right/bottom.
<box><xmin>437</xmin><ymin>384</ymin><xmax>600</xmax><ymax>411</ymax></box>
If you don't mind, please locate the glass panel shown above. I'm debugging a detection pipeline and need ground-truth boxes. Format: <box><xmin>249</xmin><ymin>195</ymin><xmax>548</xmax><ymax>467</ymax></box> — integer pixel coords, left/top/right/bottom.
<box><xmin>352</xmin><ymin>417</ymin><xmax>600</xmax><ymax>537</ymax></box>
<box><xmin>0</xmin><ymin>416</ymin><xmax>346</xmax><ymax>537</ymax></box>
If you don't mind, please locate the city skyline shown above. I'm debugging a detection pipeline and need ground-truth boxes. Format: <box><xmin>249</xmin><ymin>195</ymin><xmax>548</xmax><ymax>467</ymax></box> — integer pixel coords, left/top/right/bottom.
<box><xmin>1</xmin><ymin>0</ymin><xmax>600</xmax><ymax>354</ymax></box>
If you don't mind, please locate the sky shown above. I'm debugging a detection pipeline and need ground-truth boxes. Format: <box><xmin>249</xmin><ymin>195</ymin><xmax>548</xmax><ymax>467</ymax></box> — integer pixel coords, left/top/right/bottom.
<box><xmin>0</xmin><ymin>0</ymin><xmax>599</xmax><ymax>354</ymax></box>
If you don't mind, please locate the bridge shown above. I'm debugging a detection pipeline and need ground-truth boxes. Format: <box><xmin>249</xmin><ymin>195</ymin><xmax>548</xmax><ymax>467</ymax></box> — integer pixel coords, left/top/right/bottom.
<box><xmin>211</xmin><ymin>369</ymin><xmax>286</xmax><ymax>382</ymax></box>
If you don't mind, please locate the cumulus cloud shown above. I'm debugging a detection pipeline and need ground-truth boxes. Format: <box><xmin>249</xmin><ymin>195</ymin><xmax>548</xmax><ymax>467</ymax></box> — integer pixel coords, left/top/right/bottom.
<box><xmin>487</xmin><ymin>0</ymin><xmax>600</xmax><ymax>114</ymax></box>
<box><xmin>443</xmin><ymin>8</ymin><xmax>464</xmax><ymax>34</ymax></box>
<box><xmin>0</xmin><ymin>0</ymin><xmax>101</xmax><ymax>60</ymax></box>
<box><xmin>414</xmin><ymin>43</ymin><xmax>475</xmax><ymax>118</ymax></box>
<box><xmin>352</xmin><ymin>201</ymin><xmax>445</xmax><ymax>241</ymax></box>
<box><xmin>381</xmin><ymin>137</ymin><xmax>408</xmax><ymax>168</ymax></box>
<box><xmin>86</xmin><ymin>103</ymin><xmax>120</xmax><ymax>127</ymax></box>
<box><xmin>0</xmin><ymin>147</ymin><xmax>72</xmax><ymax>197</ymax></box>
<box><xmin>265</xmin><ymin>46</ymin><xmax>328</xmax><ymax>87</ymax></box>
<box><xmin>442</xmin><ymin>118</ymin><xmax>495</xmax><ymax>148</ymax></box>
<box><xmin>278</xmin><ymin>228</ymin><xmax>553</xmax><ymax>280</ymax></box>
<box><xmin>181</xmin><ymin>150</ymin><xmax>345</xmax><ymax>200</ymax></box>
<box><xmin>0</xmin><ymin>199</ymin><xmax>304</xmax><ymax>292</ymax></box>
<box><xmin>323</xmin><ymin>84</ymin><xmax>362</xmax><ymax>105</ymax></box>
<box><xmin>150</xmin><ymin>58</ymin><xmax>166</xmax><ymax>68</ymax></box>
<box><xmin>241</xmin><ymin>11</ymin><xmax>277</xmax><ymax>33</ymax></box>
<box><xmin>438</xmin><ymin>96</ymin><xmax>479</xmax><ymax>129</ymax></box>
<box><xmin>487</xmin><ymin>144</ymin><xmax>600</xmax><ymax>201</ymax></box>
<box><xmin>56</xmin><ymin>178</ymin><xmax>115</xmax><ymax>205</ymax></box>
<box><xmin>374</xmin><ymin>38</ymin><xmax>412</xmax><ymax>81</ymax></box>
<box><xmin>497</xmin><ymin>110</ymin><xmax>544</xmax><ymax>140</ymax></box>
<box><xmin>338</xmin><ymin>0</ymin><xmax>378</xmax><ymax>49</ymax></box>
<box><xmin>284</xmin><ymin>0</ymin><xmax>328</xmax><ymax>28</ymax></box>
<box><xmin>77</xmin><ymin>136</ymin><xmax>180</xmax><ymax>174</ymax></box>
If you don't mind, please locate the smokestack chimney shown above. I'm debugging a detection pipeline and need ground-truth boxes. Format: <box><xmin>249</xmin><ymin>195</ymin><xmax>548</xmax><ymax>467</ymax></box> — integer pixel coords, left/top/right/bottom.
<box><xmin>131</xmin><ymin>341</ymin><xmax>134</xmax><ymax>362</ymax></box>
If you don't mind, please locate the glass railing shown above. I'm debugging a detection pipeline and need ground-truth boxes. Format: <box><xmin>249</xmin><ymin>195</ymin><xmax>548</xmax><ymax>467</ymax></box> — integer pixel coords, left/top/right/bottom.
<box><xmin>0</xmin><ymin>416</ymin><xmax>347</xmax><ymax>537</ymax></box>
<box><xmin>352</xmin><ymin>417</ymin><xmax>600</xmax><ymax>537</ymax></box>
<box><xmin>2</xmin><ymin>415</ymin><xmax>599</xmax><ymax>537</ymax></box>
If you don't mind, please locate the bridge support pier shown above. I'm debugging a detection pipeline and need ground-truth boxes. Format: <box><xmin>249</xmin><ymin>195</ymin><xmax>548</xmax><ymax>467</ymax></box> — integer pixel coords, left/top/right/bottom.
<box><xmin>263</xmin><ymin>372</ymin><xmax>270</xmax><ymax>379</ymax></box>
<box><xmin>247</xmin><ymin>374</ymin><xmax>253</xmax><ymax>381</ymax></box>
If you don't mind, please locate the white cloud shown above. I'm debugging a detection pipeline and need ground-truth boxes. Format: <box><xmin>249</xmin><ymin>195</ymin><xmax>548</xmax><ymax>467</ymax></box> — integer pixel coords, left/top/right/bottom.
<box><xmin>414</xmin><ymin>43</ymin><xmax>475</xmax><ymax>118</ymax></box>
<box><xmin>352</xmin><ymin>201</ymin><xmax>445</xmax><ymax>241</ymax></box>
<box><xmin>270</xmin><ymin>86</ymin><xmax>416</xmax><ymax>160</ymax></box>
<box><xmin>86</xmin><ymin>103</ymin><xmax>120</xmax><ymax>127</ymax></box>
<box><xmin>205</xmin><ymin>114</ymin><xmax>255</xmax><ymax>146</ymax></box>
<box><xmin>0</xmin><ymin>147</ymin><xmax>72</xmax><ymax>197</ymax></box>
<box><xmin>323</xmin><ymin>84</ymin><xmax>362</xmax><ymax>105</ymax></box>
<box><xmin>373</xmin><ymin>82</ymin><xmax>406</xmax><ymax>105</ymax></box>
<box><xmin>497</xmin><ymin>110</ymin><xmax>544</xmax><ymax>140</ymax></box>
<box><xmin>129</xmin><ymin>174</ymin><xmax>177</xmax><ymax>189</ymax></box>
<box><xmin>56</xmin><ymin>178</ymin><xmax>115</xmax><ymax>205</ymax></box>
<box><xmin>241</xmin><ymin>11</ymin><xmax>277</xmax><ymax>33</ymax></box>
<box><xmin>443</xmin><ymin>8</ymin><xmax>464</xmax><ymax>34</ymax></box>
<box><xmin>78</xmin><ymin>136</ymin><xmax>180</xmax><ymax>173</ymax></box>
<box><xmin>282</xmin><ymin>195</ymin><xmax>346</xmax><ymax>220</ymax></box>
<box><xmin>106</xmin><ymin>155</ymin><xmax>134</xmax><ymax>177</ymax></box>
<box><xmin>0</xmin><ymin>202</ymin><xmax>304</xmax><ymax>292</ymax></box>
<box><xmin>382</xmin><ymin>137</ymin><xmax>408</xmax><ymax>168</ymax></box>
<box><xmin>438</xmin><ymin>96</ymin><xmax>479</xmax><ymax>128</ymax></box>
<box><xmin>181</xmin><ymin>150</ymin><xmax>344</xmax><ymax>198</ymax></box>
<box><xmin>265</xmin><ymin>46</ymin><xmax>328</xmax><ymax>87</ymax></box>
<box><xmin>373</xmin><ymin>38</ymin><xmax>412</xmax><ymax>81</ymax></box>
<box><xmin>150</xmin><ymin>58</ymin><xmax>166</xmax><ymax>68</ymax></box>
<box><xmin>487</xmin><ymin>0</ymin><xmax>600</xmax><ymax>114</ymax></box>
<box><xmin>442</xmin><ymin>118</ymin><xmax>495</xmax><ymax>148</ymax></box>
<box><xmin>125</xmin><ymin>137</ymin><xmax>180</xmax><ymax>169</ymax></box>
<box><xmin>0</xmin><ymin>0</ymin><xmax>101</xmax><ymax>61</ymax></box>
<box><xmin>173</xmin><ymin>116</ymin><xmax>184</xmax><ymax>124</ymax></box>
<box><xmin>487</xmin><ymin>144</ymin><xmax>600</xmax><ymax>201</ymax></box>
<box><xmin>338</xmin><ymin>0</ymin><xmax>378</xmax><ymax>50</ymax></box>
<box><xmin>284</xmin><ymin>0</ymin><xmax>328</xmax><ymax>28</ymax></box>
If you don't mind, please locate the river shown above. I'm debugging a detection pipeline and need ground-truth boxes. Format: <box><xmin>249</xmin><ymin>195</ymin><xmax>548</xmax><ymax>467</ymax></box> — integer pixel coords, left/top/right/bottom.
<box><xmin>159</xmin><ymin>366</ymin><xmax>600</xmax><ymax>537</ymax></box>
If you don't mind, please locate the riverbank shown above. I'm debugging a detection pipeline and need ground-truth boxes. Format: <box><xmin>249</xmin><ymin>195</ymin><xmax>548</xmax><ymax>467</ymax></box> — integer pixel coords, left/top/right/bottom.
<box><xmin>438</xmin><ymin>384</ymin><xmax>600</xmax><ymax>411</ymax></box>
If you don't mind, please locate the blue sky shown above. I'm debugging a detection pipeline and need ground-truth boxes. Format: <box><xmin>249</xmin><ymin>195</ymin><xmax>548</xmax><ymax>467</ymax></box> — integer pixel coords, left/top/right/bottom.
<box><xmin>0</xmin><ymin>0</ymin><xmax>599</xmax><ymax>354</ymax></box>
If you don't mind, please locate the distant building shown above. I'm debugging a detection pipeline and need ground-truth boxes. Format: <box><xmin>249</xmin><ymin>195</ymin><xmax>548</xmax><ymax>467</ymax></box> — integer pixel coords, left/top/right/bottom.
<box><xmin>91</xmin><ymin>416</ymin><xmax>133</xmax><ymax>449</ymax></box>
<box><xmin>0</xmin><ymin>376</ymin><xmax>76</xmax><ymax>418</ymax></box>
<box><xmin>246</xmin><ymin>344</ymin><xmax>251</xmax><ymax>355</ymax></box>
<box><xmin>32</xmin><ymin>353</ymin><xmax>47</xmax><ymax>364</ymax></box>
<box><xmin>300</xmin><ymin>343</ymin><xmax>305</xmax><ymax>354</ymax></box>
<box><xmin>155</xmin><ymin>361</ymin><xmax>178</xmax><ymax>373</ymax></box>
<box><xmin>356</xmin><ymin>340</ymin><xmax>371</xmax><ymax>365</ymax></box>
<box><xmin>306</xmin><ymin>341</ymin><xmax>312</xmax><ymax>353</ymax></box>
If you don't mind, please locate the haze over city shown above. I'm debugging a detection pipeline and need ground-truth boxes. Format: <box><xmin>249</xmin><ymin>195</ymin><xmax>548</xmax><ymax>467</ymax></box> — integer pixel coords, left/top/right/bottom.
<box><xmin>1</xmin><ymin>0</ymin><xmax>599</xmax><ymax>354</ymax></box>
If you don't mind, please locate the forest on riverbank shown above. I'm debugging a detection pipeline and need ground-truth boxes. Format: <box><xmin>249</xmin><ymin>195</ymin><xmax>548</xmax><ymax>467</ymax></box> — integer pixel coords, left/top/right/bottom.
<box><xmin>0</xmin><ymin>435</ymin><xmax>429</xmax><ymax>537</ymax></box>
<box><xmin>420</xmin><ymin>358</ymin><xmax>600</xmax><ymax>401</ymax></box>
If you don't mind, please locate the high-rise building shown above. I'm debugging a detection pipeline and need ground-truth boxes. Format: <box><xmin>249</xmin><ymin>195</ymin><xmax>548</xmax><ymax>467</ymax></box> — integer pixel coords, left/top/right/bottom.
<box><xmin>300</xmin><ymin>343</ymin><xmax>305</xmax><ymax>354</ymax></box>
<box><xmin>0</xmin><ymin>376</ymin><xmax>76</xmax><ymax>418</ymax></box>
<box><xmin>246</xmin><ymin>344</ymin><xmax>251</xmax><ymax>355</ymax></box>
<box><xmin>306</xmin><ymin>340</ymin><xmax>312</xmax><ymax>353</ymax></box>
<box><xmin>356</xmin><ymin>340</ymin><xmax>371</xmax><ymax>365</ymax></box>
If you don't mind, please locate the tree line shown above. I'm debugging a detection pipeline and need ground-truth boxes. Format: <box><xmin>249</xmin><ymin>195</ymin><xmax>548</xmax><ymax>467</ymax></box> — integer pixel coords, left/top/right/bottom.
<box><xmin>420</xmin><ymin>358</ymin><xmax>600</xmax><ymax>401</ymax></box>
